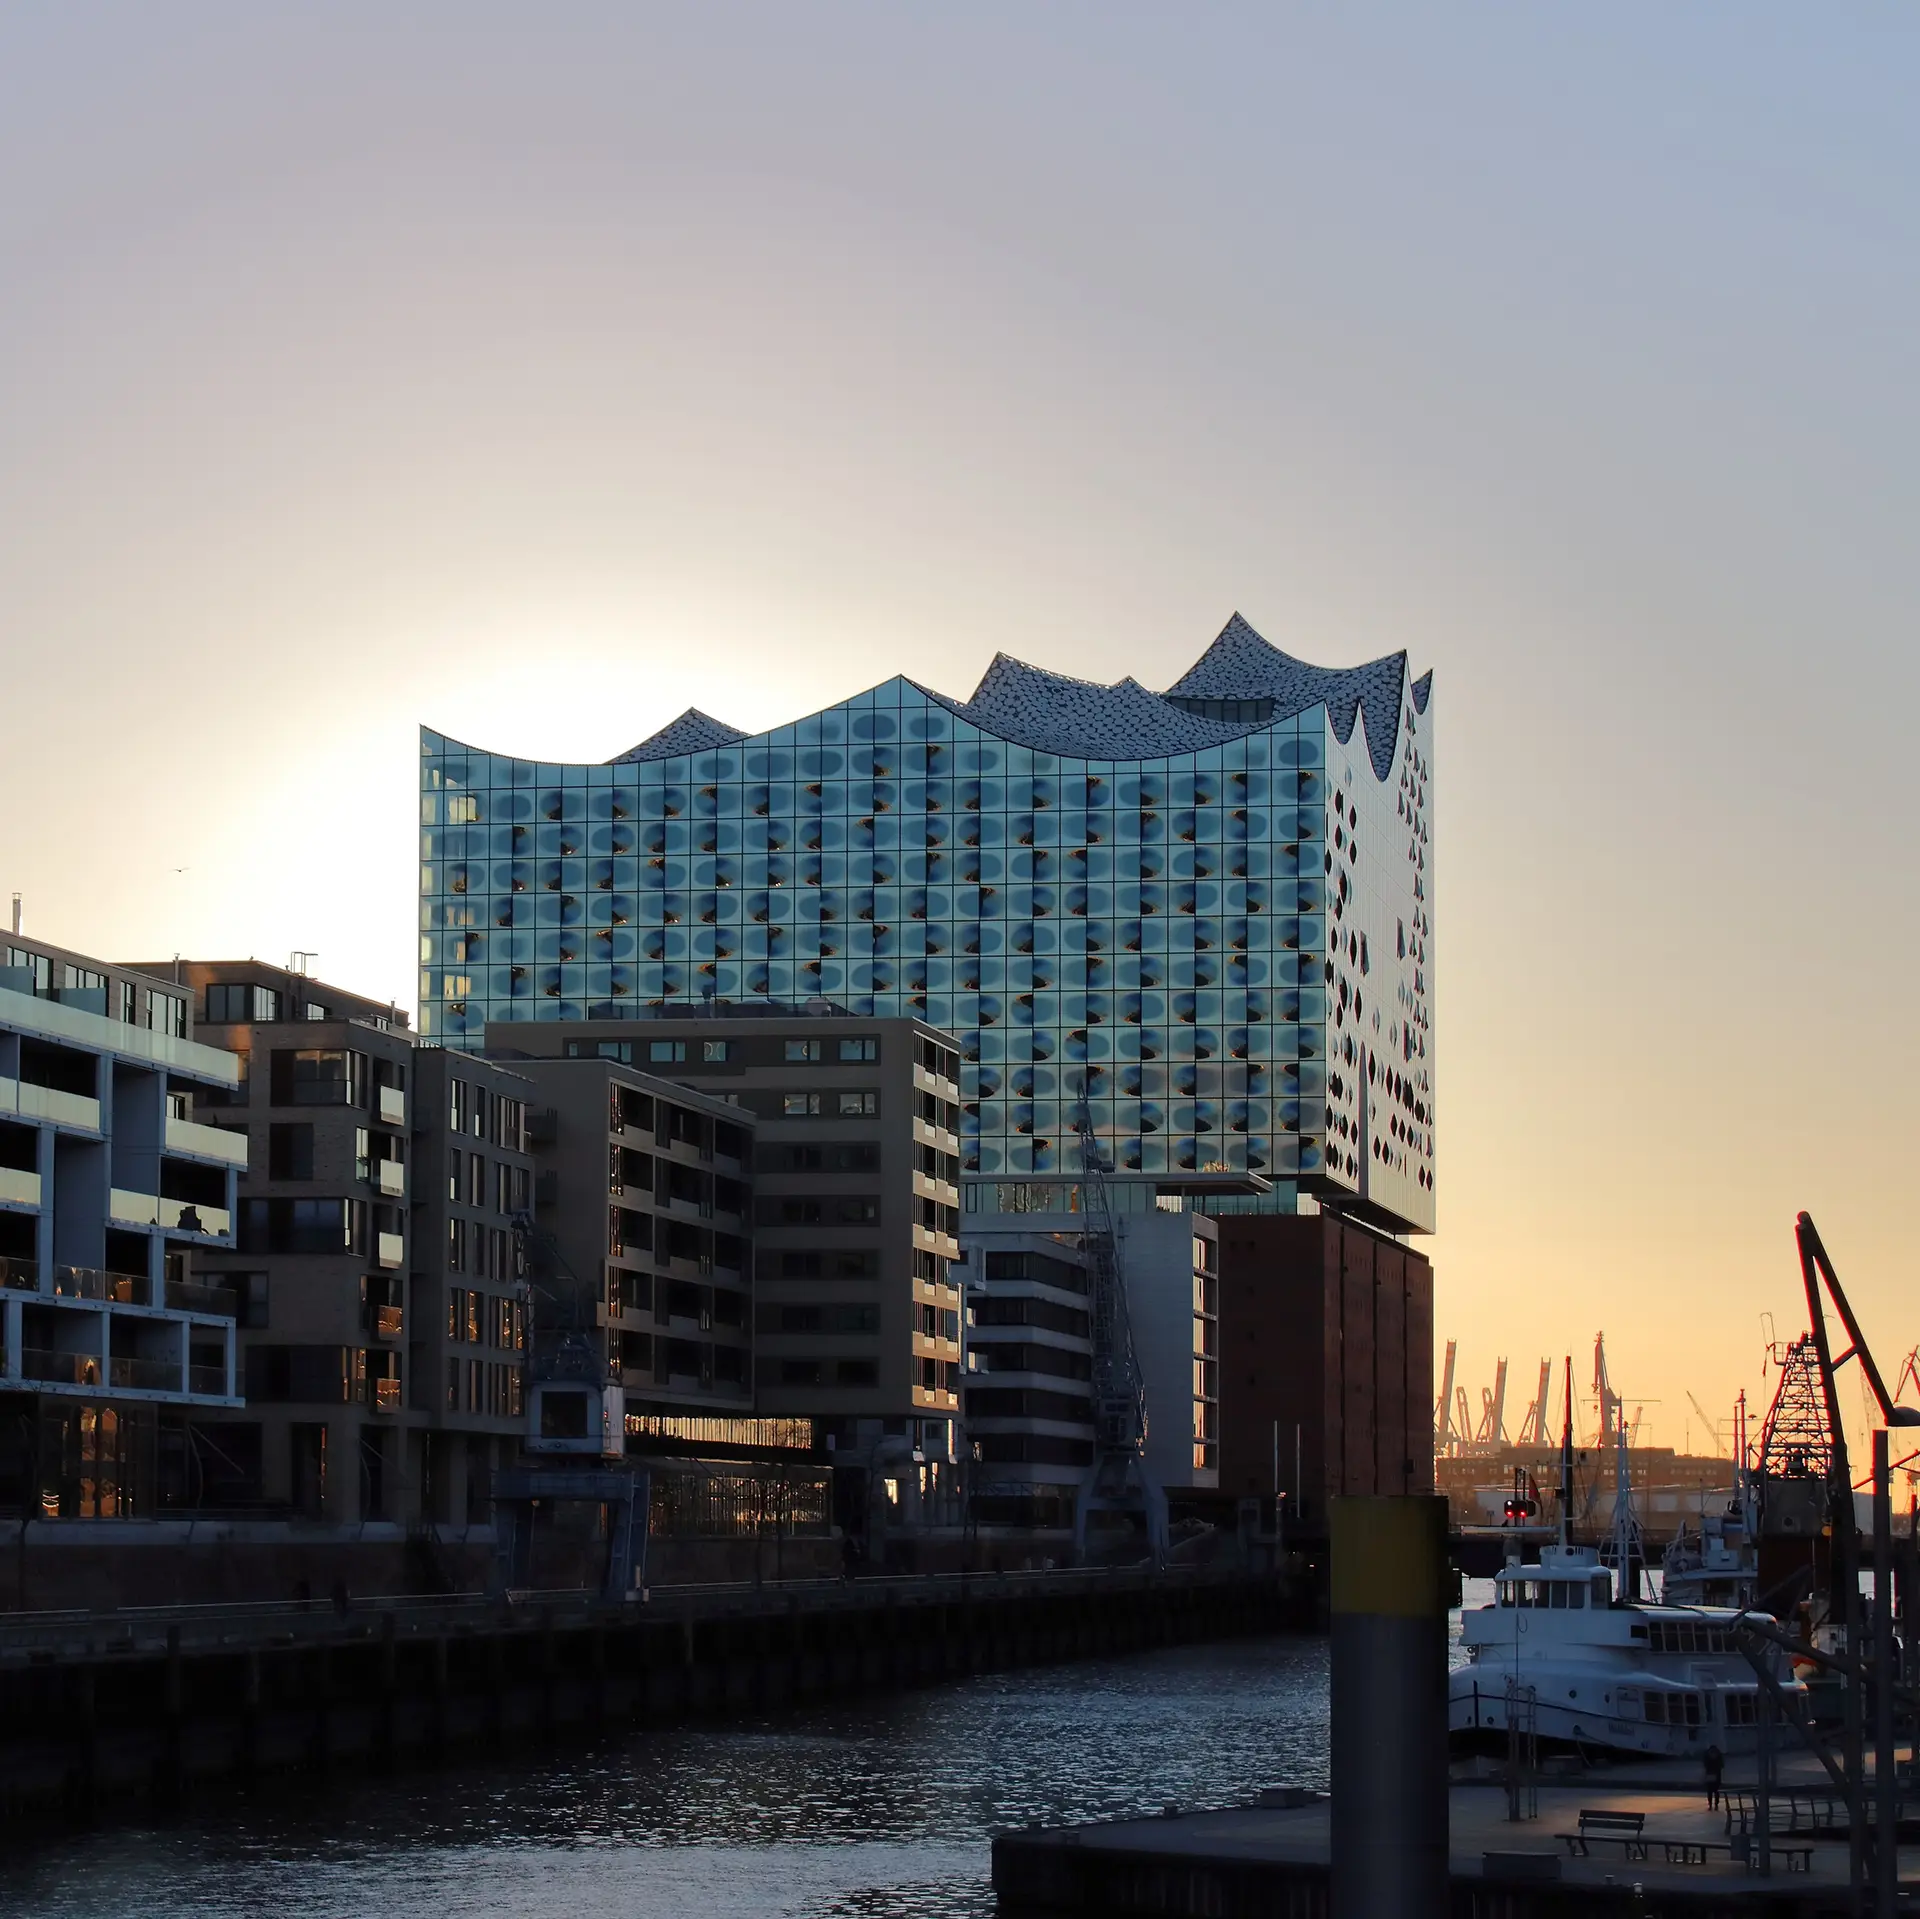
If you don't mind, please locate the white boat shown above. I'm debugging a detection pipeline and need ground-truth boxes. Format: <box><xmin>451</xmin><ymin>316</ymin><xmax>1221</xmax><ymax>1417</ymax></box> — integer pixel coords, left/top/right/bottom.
<box><xmin>1659</xmin><ymin>1503</ymin><xmax>1758</xmax><ymax>1609</ymax></box>
<box><xmin>1450</xmin><ymin>1542</ymin><xmax>1802</xmax><ymax>1759</ymax></box>
<box><xmin>1450</xmin><ymin>1374</ymin><xmax>1802</xmax><ymax>1760</ymax></box>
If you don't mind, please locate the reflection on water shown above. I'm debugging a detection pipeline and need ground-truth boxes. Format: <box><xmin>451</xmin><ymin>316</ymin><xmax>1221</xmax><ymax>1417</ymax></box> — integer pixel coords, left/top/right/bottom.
<box><xmin>5</xmin><ymin>1636</ymin><xmax>1330</xmax><ymax>1919</ymax></box>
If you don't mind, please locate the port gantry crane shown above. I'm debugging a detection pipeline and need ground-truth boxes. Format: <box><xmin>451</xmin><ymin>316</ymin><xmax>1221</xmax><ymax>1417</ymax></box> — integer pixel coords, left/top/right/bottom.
<box><xmin>1070</xmin><ymin>1092</ymin><xmax>1168</xmax><ymax>1564</ymax></box>
<box><xmin>1514</xmin><ymin>1359</ymin><xmax>1553</xmax><ymax>1448</ymax></box>
<box><xmin>1435</xmin><ymin>1339</ymin><xmax>1459</xmax><ymax>1456</ymax></box>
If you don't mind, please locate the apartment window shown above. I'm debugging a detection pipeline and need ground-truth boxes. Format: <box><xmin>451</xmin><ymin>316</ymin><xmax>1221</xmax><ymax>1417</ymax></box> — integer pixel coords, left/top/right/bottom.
<box><xmin>147</xmin><ymin>990</ymin><xmax>187</xmax><ymax>1038</ymax></box>
<box><xmin>838</xmin><ymin>1037</ymin><xmax>878</xmax><ymax>1062</ymax></box>
<box><xmin>447</xmin><ymin>1217</ymin><xmax>465</xmax><ymax>1272</ymax></box>
<box><xmin>782</xmin><ymin>1092</ymin><xmax>821</xmax><ymax>1117</ymax></box>
<box><xmin>648</xmin><ymin>1040</ymin><xmax>686</xmax><ymax>1063</ymax></box>
<box><xmin>838</xmin><ymin>1090</ymin><xmax>879</xmax><ymax>1116</ymax></box>
<box><xmin>447</xmin><ymin>1148</ymin><xmax>461</xmax><ymax>1201</ymax></box>
<box><xmin>268</xmin><ymin>1123</ymin><xmax>314</xmax><ymax>1181</ymax></box>
<box><xmin>304</xmin><ymin>1001</ymin><xmax>327</xmax><ymax>1021</ymax></box>
<box><xmin>6</xmin><ymin>948</ymin><xmax>52</xmax><ymax>996</ymax></box>
<box><xmin>117</xmin><ymin>981</ymin><xmax>138</xmax><ymax>1024</ymax></box>
<box><xmin>783</xmin><ymin>1039</ymin><xmax>822</xmax><ymax>1062</ymax></box>
<box><xmin>64</xmin><ymin>965</ymin><xmax>106</xmax><ymax>1001</ymax></box>
<box><xmin>701</xmin><ymin>1040</ymin><xmax>729</xmax><ymax>1062</ymax></box>
<box><xmin>272</xmin><ymin>1048</ymin><xmax>366</xmax><ymax>1106</ymax></box>
<box><xmin>837</xmin><ymin>1359</ymin><xmax>879</xmax><ymax>1387</ymax></box>
<box><xmin>467</xmin><ymin>1154</ymin><xmax>486</xmax><ymax>1207</ymax></box>
<box><xmin>207</xmin><ymin>982</ymin><xmax>280</xmax><ymax>1023</ymax></box>
<box><xmin>495</xmin><ymin>1162</ymin><xmax>513</xmax><ymax>1215</ymax></box>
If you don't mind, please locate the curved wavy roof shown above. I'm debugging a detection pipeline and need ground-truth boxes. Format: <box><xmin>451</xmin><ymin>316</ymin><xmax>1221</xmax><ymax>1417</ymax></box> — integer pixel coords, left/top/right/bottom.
<box><xmin>464</xmin><ymin>615</ymin><xmax>1428</xmax><ymax>778</ymax></box>
<box><xmin>1164</xmin><ymin>613</ymin><xmax>1416</xmax><ymax>780</ymax></box>
<box><xmin>612</xmin><ymin>707</ymin><xmax>750</xmax><ymax>763</ymax></box>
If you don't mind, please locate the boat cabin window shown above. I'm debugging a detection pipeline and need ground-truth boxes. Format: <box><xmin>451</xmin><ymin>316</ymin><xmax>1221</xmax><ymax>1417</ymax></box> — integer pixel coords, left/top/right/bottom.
<box><xmin>1592</xmin><ymin>1575</ymin><xmax>1611</xmax><ymax>1605</ymax></box>
<box><xmin>1644</xmin><ymin>1691</ymin><xmax>1704</xmax><ymax>1727</ymax></box>
<box><xmin>1499</xmin><ymin>1577</ymin><xmax>1587</xmax><ymax>1609</ymax></box>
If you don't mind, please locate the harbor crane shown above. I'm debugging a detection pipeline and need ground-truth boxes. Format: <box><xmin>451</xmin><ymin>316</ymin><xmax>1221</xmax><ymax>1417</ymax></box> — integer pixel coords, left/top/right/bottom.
<box><xmin>1514</xmin><ymin>1359</ymin><xmax>1552</xmax><ymax>1447</ymax></box>
<box><xmin>1435</xmin><ymin>1339</ymin><xmax>1459</xmax><ymax>1455</ymax></box>
<box><xmin>1473</xmin><ymin>1358</ymin><xmax>1509</xmax><ymax>1446</ymax></box>
<box><xmin>1070</xmin><ymin>1092</ymin><xmax>1166</xmax><ymax>1563</ymax></box>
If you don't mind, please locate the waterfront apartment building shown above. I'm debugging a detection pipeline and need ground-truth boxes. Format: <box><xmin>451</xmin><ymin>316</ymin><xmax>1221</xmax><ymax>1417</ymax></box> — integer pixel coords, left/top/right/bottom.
<box><xmin>417</xmin><ymin>612</ymin><xmax>1435</xmax><ymax>1242</ymax></box>
<box><xmin>405</xmin><ymin>1045</ymin><xmax>537</xmax><ymax>1522</ymax></box>
<box><xmin>479</xmin><ymin>1046</ymin><xmax>756</xmax><ymax>1438</ymax></box>
<box><xmin>956</xmin><ymin>1174</ymin><xmax>1233</xmax><ymax>1530</ymax></box>
<box><xmin>0</xmin><ymin>936</ymin><xmax>243</xmax><ymax>1520</ymax></box>
<box><xmin>492</xmin><ymin>1012</ymin><xmax>964</xmax><ymax>1532</ymax></box>
<box><xmin>146</xmin><ymin>961</ymin><xmax>422</xmax><ymax>1522</ymax></box>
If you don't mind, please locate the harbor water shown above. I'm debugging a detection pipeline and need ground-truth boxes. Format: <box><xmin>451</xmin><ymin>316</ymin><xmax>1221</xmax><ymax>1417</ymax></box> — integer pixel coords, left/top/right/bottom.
<box><xmin>3</xmin><ymin>1632</ymin><xmax>1341</xmax><ymax>1919</ymax></box>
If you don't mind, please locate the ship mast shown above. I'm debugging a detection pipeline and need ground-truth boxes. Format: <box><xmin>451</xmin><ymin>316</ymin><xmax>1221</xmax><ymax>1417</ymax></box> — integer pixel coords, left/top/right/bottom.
<box><xmin>1558</xmin><ymin>1354</ymin><xmax>1573</xmax><ymax>1553</ymax></box>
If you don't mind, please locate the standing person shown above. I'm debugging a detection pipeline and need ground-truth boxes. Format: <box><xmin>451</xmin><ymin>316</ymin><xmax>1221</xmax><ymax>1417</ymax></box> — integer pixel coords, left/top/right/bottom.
<box><xmin>1703</xmin><ymin>1743</ymin><xmax>1724</xmax><ymax>1811</ymax></box>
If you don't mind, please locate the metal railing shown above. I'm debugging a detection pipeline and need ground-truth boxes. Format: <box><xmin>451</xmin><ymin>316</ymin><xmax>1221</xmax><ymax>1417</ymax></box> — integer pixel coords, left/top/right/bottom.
<box><xmin>19</xmin><ymin>1347</ymin><xmax>101</xmax><ymax>1385</ymax></box>
<box><xmin>187</xmin><ymin>1363</ymin><xmax>230</xmax><ymax>1397</ymax></box>
<box><xmin>166</xmin><ymin>1276</ymin><xmax>237</xmax><ymax>1316</ymax></box>
<box><xmin>109</xmin><ymin>1354</ymin><xmax>182</xmax><ymax>1391</ymax></box>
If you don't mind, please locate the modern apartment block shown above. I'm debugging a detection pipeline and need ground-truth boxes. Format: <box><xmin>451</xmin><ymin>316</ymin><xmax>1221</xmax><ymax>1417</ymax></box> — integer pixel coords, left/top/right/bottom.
<box><xmin>956</xmin><ymin>1173</ymin><xmax>1234</xmax><ymax>1530</ymax></box>
<box><xmin>144</xmin><ymin>961</ymin><xmax>420</xmax><ymax>1521</ymax></box>
<box><xmin>491</xmin><ymin>1012</ymin><xmax>965</xmax><ymax>1531</ymax></box>
<box><xmin>405</xmin><ymin>1046</ymin><xmax>536</xmax><ymax>1521</ymax></box>
<box><xmin>418</xmin><ymin>611</ymin><xmax>1435</xmax><ymax>1240</ymax></box>
<box><xmin>478</xmin><ymin>1042</ymin><xmax>756</xmax><ymax>1440</ymax></box>
<box><xmin>0</xmin><ymin>936</ymin><xmax>243</xmax><ymax>1520</ymax></box>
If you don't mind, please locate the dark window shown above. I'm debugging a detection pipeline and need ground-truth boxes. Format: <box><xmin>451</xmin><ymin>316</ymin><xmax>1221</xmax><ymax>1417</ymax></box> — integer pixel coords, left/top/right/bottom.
<box><xmin>268</xmin><ymin>1123</ymin><xmax>314</xmax><ymax>1181</ymax></box>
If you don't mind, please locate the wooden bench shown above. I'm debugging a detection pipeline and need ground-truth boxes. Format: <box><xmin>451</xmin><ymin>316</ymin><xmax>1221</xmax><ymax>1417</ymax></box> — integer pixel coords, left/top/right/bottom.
<box><xmin>1559</xmin><ymin>1810</ymin><xmax>1647</xmax><ymax>1859</ymax></box>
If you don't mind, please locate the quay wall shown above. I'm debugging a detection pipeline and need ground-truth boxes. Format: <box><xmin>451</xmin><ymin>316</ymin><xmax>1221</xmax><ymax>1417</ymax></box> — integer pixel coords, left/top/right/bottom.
<box><xmin>0</xmin><ymin>1567</ymin><xmax>1298</xmax><ymax>1829</ymax></box>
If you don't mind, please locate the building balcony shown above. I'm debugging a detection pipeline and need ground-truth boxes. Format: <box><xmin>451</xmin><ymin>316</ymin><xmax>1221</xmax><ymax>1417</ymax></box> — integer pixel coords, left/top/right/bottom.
<box><xmin>375</xmin><ymin>1231</ymin><xmax>405</xmax><ymax>1270</ymax></box>
<box><xmin>0</xmin><ymin>1255</ymin><xmax>38</xmax><ymax>1292</ymax></box>
<box><xmin>164</xmin><ymin>1115</ymin><xmax>250</xmax><ymax>1167</ymax></box>
<box><xmin>371</xmin><ymin>1302</ymin><xmax>404</xmax><ymax>1339</ymax></box>
<box><xmin>0</xmin><ymin>1077</ymin><xmax>101</xmax><ymax>1133</ymax></box>
<box><xmin>188</xmin><ymin>1362</ymin><xmax>231</xmax><ymax>1397</ymax></box>
<box><xmin>108</xmin><ymin>1190</ymin><xmax>234</xmax><ymax>1238</ymax></box>
<box><xmin>19</xmin><ymin>1347</ymin><xmax>102</xmax><ymax>1387</ymax></box>
<box><xmin>377</xmin><ymin>1085</ymin><xmax>406</xmax><ymax>1126</ymax></box>
<box><xmin>0</xmin><ymin>1167</ymin><xmax>41</xmax><ymax>1209</ymax></box>
<box><xmin>109</xmin><ymin>1354</ymin><xmax>182</xmax><ymax>1392</ymax></box>
<box><xmin>371</xmin><ymin>1377</ymin><xmax>401</xmax><ymax>1413</ymax></box>
<box><xmin>53</xmin><ymin>1265</ymin><xmax>151</xmax><ymax>1304</ymax></box>
<box><xmin>165</xmin><ymin>1275</ymin><xmax>237</xmax><ymax>1316</ymax></box>
<box><xmin>0</xmin><ymin>985</ymin><xmax>239</xmax><ymax>1089</ymax></box>
<box><xmin>374</xmin><ymin>1159</ymin><xmax>406</xmax><ymax>1199</ymax></box>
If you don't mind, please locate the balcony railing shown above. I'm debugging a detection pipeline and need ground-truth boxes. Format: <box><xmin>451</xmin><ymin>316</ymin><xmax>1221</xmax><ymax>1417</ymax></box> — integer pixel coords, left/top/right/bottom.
<box><xmin>109</xmin><ymin>1354</ymin><xmax>182</xmax><ymax>1392</ymax></box>
<box><xmin>165</xmin><ymin>1276</ymin><xmax>238</xmax><ymax>1316</ymax></box>
<box><xmin>52</xmin><ymin>1265</ymin><xmax>153</xmax><ymax>1304</ymax></box>
<box><xmin>0</xmin><ymin>1255</ymin><xmax>37</xmax><ymax>1292</ymax></box>
<box><xmin>375</xmin><ymin>1159</ymin><xmax>406</xmax><ymax>1198</ymax></box>
<box><xmin>188</xmin><ymin>1363</ymin><xmax>231</xmax><ymax>1397</ymax></box>
<box><xmin>371</xmin><ymin>1302</ymin><xmax>404</xmax><ymax>1339</ymax></box>
<box><xmin>19</xmin><ymin>1348</ymin><xmax>102</xmax><ymax>1386</ymax></box>
<box><xmin>0</xmin><ymin>1167</ymin><xmax>42</xmax><ymax>1208</ymax></box>
<box><xmin>164</xmin><ymin>1115</ymin><xmax>250</xmax><ymax>1167</ymax></box>
<box><xmin>377</xmin><ymin>1086</ymin><xmax>406</xmax><ymax>1126</ymax></box>
<box><xmin>371</xmin><ymin>1377</ymin><xmax>401</xmax><ymax>1413</ymax></box>
<box><xmin>375</xmin><ymin>1231</ymin><xmax>405</xmax><ymax>1270</ymax></box>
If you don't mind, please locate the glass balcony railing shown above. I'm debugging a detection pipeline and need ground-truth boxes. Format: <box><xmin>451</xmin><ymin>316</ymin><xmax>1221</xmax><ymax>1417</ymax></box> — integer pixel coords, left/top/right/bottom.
<box><xmin>371</xmin><ymin>1377</ymin><xmax>401</xmax><ymax>1413</ymax></box>
<box><xmin>165</xmin><ymin>1276</ymin><xmax>239</xmax><ymax>1316</ymax></box>
<box><xmin>109</xmin><ymin>1354</ymin><xmax>182</xmax><ymax>1391</ymax></box>
<box><xmin>0</xmin><ymin>1255</ymin><xmax>37</xmax><ymax>1292</ymax></box>
<box><xmin>52</xmin><ymin>1265</ymin><xmax>153</xmax><ymax>1304</ymax></box>
<box><xmin>187</xmin><ymin>1363</ymin><xmax>230</xmax><ymax>1397</ymax></box>
<box><xmin>20</xmin><ymin>1347</ymin><xmax>102</xmax><ymax>1385</ymax></box>
<box><xmin>372</xmin><ymin>1302</ymin><xmax>404</xmax><ymax>1339</ymax></box>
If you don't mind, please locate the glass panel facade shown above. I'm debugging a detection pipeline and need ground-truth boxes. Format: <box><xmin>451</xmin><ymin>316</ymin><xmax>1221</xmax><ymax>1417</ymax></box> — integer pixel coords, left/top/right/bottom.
<box><xmin>417</xmin><ymin>630</ymin><xmax>1434</xmax><ymax>1232</ymax></box>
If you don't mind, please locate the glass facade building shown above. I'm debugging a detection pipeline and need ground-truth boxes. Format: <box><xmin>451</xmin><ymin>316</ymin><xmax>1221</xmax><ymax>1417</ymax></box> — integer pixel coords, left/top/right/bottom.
<box><xmin>418</xmin><ymin>614</ymin><xmax>1434</xmax><ymax>1235</ymax></box>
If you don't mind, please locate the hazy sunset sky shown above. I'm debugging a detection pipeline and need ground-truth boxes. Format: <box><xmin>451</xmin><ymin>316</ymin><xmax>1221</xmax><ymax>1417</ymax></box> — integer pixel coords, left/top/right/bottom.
<box><xmin>5</xmin><ymin>6</ymin><xmax>1917</xmax><ymax>1458</ymax></box>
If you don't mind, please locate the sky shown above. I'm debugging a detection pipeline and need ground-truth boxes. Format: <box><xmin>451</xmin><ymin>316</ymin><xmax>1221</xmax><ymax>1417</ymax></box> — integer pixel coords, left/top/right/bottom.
<box><xmin>4</xmin><ymin>5</ymin><xmax>1918</xmax><ymax>1464</ymax></box>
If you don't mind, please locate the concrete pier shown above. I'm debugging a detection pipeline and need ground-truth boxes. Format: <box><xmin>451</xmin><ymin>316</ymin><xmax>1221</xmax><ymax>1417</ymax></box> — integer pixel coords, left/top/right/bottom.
<box><xmin>0</xmin><ymin>1565</ymin><xmax>1294</xmax><ymax>1828</ymax></box>
<box><xmin>995</xmin><ymin>1761</ymin><xmax>1918</xmax><ymax>1916</ymax></box>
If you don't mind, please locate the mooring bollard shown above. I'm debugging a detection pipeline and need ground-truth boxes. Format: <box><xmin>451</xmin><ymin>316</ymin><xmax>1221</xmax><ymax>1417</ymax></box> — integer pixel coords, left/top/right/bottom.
<box><xmin>1330</xmin><ymin>1496</ymin><xmax>1449</xmax><ymax>1919</ymax></box>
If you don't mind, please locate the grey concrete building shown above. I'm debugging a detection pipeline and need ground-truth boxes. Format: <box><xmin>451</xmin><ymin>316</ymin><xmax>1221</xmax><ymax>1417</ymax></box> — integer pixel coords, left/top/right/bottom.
<box><xmin>478</xmin><ymin>1045</ymin><xmax>756</xmax><ymax>1440</ymax></box>
<box><xmin>147</xmin><ymin>961</ymin><xmax>419</xmax><ymax>1522</ymax></box>
<box><xmin>406</xmin><ymin>1045</ymin><xmax>536</xmax><ymax>1523</ymax></box>
<box><xmin>957</xmin><ymin>1172</ymin><xmax>1242</xmax><ymax>1534</ymax></box>
<box><xmin>489</xmin><ymin>1010</ymin><xmax>964</xmax><ymax>1533</ymax></box>
<box><xmin>0</xmin><ymin>934</ymin><xmax>243</xmax><ymax>1520</ymax></box>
